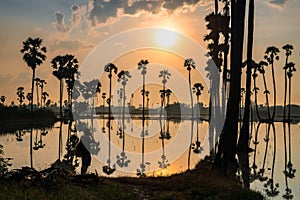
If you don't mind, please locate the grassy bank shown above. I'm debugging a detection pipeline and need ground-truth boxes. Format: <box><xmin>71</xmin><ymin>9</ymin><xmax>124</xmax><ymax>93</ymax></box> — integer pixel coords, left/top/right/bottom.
<box><xmin>0</xmin><ymin>158</ymin><xmax>264</xmax><ymax>200</ymax></box>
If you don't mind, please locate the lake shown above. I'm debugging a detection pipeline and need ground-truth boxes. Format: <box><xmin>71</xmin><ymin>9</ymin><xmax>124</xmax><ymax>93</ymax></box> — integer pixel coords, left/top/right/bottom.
<box><xmin>0</xmin><ymin>118</ymin><xmax>299</xmax><ymax>199</ymax></box>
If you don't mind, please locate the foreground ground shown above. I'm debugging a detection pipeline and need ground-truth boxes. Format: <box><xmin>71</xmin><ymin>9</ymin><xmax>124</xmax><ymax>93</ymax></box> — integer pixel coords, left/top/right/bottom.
<box><xmin>0</xmin><ymin>157</ymin><xmax>264</xmax><ymax>200</ymax></box>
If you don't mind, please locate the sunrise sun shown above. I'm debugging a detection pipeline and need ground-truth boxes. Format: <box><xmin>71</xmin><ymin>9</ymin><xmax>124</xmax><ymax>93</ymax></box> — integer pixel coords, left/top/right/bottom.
<box><xmin>156</xmin><ymin>29</ymin><xmax>178</xmax><ymax>48</ymax></box>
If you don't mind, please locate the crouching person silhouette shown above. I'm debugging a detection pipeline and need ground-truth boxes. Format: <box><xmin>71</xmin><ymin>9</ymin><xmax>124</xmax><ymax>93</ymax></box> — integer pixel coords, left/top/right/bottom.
<box><xmin>75</xmin><ymin>137</ymin><xmax>91</xmax><ymax>175</ymax></box>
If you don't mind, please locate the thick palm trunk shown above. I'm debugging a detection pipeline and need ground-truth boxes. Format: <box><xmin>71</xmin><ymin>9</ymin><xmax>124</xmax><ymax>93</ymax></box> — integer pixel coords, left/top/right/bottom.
<box><xmin>215</xmin><ymin>0</ymin><xmax>246</xmax><ymax>175</ymax></box>
<box><xmin>237</xmin><ymin>0</ymin><xmax>254</xmax><ymax>189</ymax></box>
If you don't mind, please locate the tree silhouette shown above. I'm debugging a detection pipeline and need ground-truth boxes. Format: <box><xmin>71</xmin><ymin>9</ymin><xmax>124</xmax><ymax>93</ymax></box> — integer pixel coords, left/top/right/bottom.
<box><xmin>51</xmin><ymin>55</ymin><xmax>67</xmax><ymax>119</ymax></box>
<box><xmin>282</xmin><ymin>44</ymin><xmax>293</xmax><ymax>121</ymax></box>
<box><xmin>41</xmin><ymin>91</ymin><xmax>49</xmax><ymax>109</ymax></box>
<box><xmin>258</xmin><ymin>60</ymin><xmax>271</xmax><ymax>119</ymax></box>
<box><xmin>34</xmin><ymin>77</ymin><xmax>41</xmax><ymax>108</ymax></box>
<box><xmin>215</xmin><ymin>0</ymin><xmax>246</xmax><ymax>175</ymax></box>
<box><xmin>16</xmin><ymin>87</ymin><xmax>25</xmax><ymax>106</ymax></box>
<box><xmin>0</xmin><ymin>95</ymin><xmax>6</xmax><ymax>105</ymax></box>
<box><xmin>20</xmin><ymin>37</ymin><xmax>47</xmax><ymax>112</ymax></box>
<box><xmin>103</xmin><ymin>63</ymin><xmax>117</xmax><ymax>175</ymax></box>
<box><xmin>285</xmin><ymin>62</ymin><xmax>296</xmax><ymax>121</ymax></box>
<box><xmin>137</xmin><ymin>59</ymin><xmax>149</xmax><ymax>177</ymax></box>
<box><xmin>64</xmin><ymin>54</ymin><xmax>79</xmax><ymax>117</ymax></box>
<box><xmin>39</xmin><ymin>79</ymin><xmax>47</xmax><ymax>108</ymax></box>
<box><xmin>264</xmin><ymin>46</ymin><xmax>280</xmax><ymax>121</ymax></box>
<box><xmin>20</xmin><ymin>37</ymin><xmax>46</xmax><ymax>169</ymax></box>
<box><xmin>184</xmin><ymin>58</ymin><xmax>196</xmax><ymax>170</ymax></box>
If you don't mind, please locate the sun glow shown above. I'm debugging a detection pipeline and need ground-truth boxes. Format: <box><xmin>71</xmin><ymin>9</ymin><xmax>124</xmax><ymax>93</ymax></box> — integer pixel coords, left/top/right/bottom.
<box><xmin>156</xmin><ymin>29</ymin><xmax>178</xmax><ymax>48</ymax></box>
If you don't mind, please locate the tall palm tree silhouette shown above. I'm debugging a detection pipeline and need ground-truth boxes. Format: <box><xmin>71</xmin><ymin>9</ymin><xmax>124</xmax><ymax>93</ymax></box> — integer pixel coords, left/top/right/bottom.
<box><xmin>258</xmin><ymin>61</ymin><xmax>271</xmax><ymax>120</ymax></box>
<box><xmin>184</xmin><ymin>58</ymin><xmax>196</xmax><ymax>170</ymax></box>
<box><xmin>16</xmin><ymin>87</ymin><xmax>25</xmax><ymax>106</ymax></box>
<box><xmin>64</xmin><ymin>54</ymin><xmax>79</xmax><ymax>117</ymax></box>
<box><xmin>282</xmin><ymin>44</ymin><xmax>293</xmax><ymax>121</ymax></box>
<box><xmin>252</xmin><ymin>61</ymin><xmax>262</xmax><ymax>122</ymax></box>
<box><xmin>51</xmin><ymin>55</ymin><xmax>67</xmax><ymax>119</ymax></box>
<box><xmin>137</xmin><ymin>59</ymin><xmax>149</xmax><ymax>177</ymax></box>
<box><xmin>102</xmin><ymin>92</ymin><xmax>106</xmax><ymax>133</ymax></box>
<box><xmin>192</xmin><ymin>83</ymin><xmax>204</xmax><ymax>154</ymax></box>
<box><xmin>103</xmin><ymin>63</ymin><xmax>117</xmax><ymax>175</ymax></box>
<box><xmin>0</xmin><ymin>95</ymin><xmax>6</xmax><ymax>105</ymax></box>
<box><xmin>39</xmin><ymin>79</ymin><xmax>47</xmax><ymax>108</ymax></box>
<box><xmin>34</xmin><ymin>77</ymin><xmax>41</xmax><ymax>108</ymax></box>
<box><xmin>41</xmin><ymin>91</ymin><xmax>49</xmax><ymax>109</ymax></box>
<box><xmin>20</xmin><ymin>37</ymin><xmax>47</xmax><ymax>112</ymax></box>
<box><xmin>20</xmin><ymin>37</ymin><xmax>46</xmax><ymax>169</ymax></box>
<box><xmin>264</xmin><ymin>46</ymin><xmax>280</xmax><ymax>120</ymax></box>
<box><xmin>116</xmin><ymin>70</ymin><xmax>131</xmax><ymax>168</ymax></box>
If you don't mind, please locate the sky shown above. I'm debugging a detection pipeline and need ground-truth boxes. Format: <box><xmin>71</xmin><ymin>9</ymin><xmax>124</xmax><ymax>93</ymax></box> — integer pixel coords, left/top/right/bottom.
<box><xmin>0</xmin><ymin>0</ymin><xmax>300</xmax><ymax>107</ymax></box>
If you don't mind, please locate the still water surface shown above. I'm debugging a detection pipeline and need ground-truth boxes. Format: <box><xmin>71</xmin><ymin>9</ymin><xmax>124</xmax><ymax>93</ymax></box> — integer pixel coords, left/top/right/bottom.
<box><xmin>0</xmin><ymin>119</ymin><xmax>299</xmax><ymax>199</ymax></box>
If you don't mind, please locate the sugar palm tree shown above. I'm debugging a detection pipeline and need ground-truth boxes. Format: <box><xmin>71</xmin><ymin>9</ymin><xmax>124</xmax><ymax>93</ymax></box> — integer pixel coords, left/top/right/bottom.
<box><xmin>264</xmin><ymin>46</ymin><xmax>280</xmax><ymax>120</ymax></box>
<box><xmin>282</xmin><ymin>44</ymin><xmax>293</xmax><ymax>121</ymax></box>
<box><xmin>103</xmin><ymin>63</ymin><xmax>117</xmax><ymax>175</ymax></box>
<box><xmin>34</xmin><ymin>78</ymin><xmax>41</xmax><ymax>108</ymax></box>
<box><xmin>41</xmin><ymin>91</ymin><xmax>49</xmax><ymax>109</ymax></box>
<box><xmin>51</xmin><ymin>55</ymin><xmax>67</xmax><ymax>119</ymax></box>
<box><xmin>184</xmin><ymin>58</ymin><xmax>196</xmax><ymax>170</ymax></box>
<box><xmin>26</xmin><ymin>92</ymin><xmax>32</xmax><ymax>106</ymax></box>
<box><xmin>192</xmin><ymin>83</ymin><xmax>204</xmax><ymax>154</ymax></box>
<box><xmin>16</xmin><ymin>87</ymin><xmax>25</xmax><ymax>106</ymax></box>
<box><xmin>0</xmin><ymin>95</ymin><xmax>6</xmax><ymax>105</ymax></box>
<box><xmin>20</xmin><ymin>37</ymin><xmax>47</xmax><ymax>112</ymax></box>
<box><xmin>20</xmin><ymin>37</ymin><xmax>46</xmax><ymax>169</ymax></box>
<box><xmin>137</xmin><ymin>59</ymin><xmax>149</xmax><ymax>177</ymax></box>
<box><xmin>39</xmin><ymin>79</ymin><xmax>47</xmax><ymax>108</ymax></box>
<box><xmin>258</xmin><ymin>61</ymin><xmax>271</xmax><ymax>120</ymax></box>
<box><xmin>64</xmin><ymin>54</ymin><xmax>79</xmax><ymax>117</ymax></box>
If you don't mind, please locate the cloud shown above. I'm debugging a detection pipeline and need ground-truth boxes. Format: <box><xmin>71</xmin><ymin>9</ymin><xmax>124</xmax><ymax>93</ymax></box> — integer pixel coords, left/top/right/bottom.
<box><xmin>53</xmin><ymin>11</ymin><xmax>70</xmax><ymax>32</ymax></box>
<box><xmin>267</xmin><ymin>0</ymin><xmax>288</xmax><ymax>9</ymax></box>
<box><xmin>86</xmin><ymin>0</ymin><xmax>205</xmax><ymax>26</ymax></box>
<box><xmin>71</xmin><ymin>4</ymin><xmax>81</xmax><ymax>28</ymax></box>
<box><xmin>51</xmin><ymin>39</ymin><xmax>94</xmax><ymax>51</ymax></box>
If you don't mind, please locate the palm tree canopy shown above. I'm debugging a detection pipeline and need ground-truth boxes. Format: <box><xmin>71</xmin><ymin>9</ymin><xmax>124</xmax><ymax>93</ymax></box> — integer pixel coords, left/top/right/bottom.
<box><xmin>264</xmin><ymin>46</ymin><xmax>280</xmax><ymax>64</ymax></box>
<box><xmin>282</xmin><ymin>44</ymin><xmax>294</xmax><ymax>57</ymax></box>
<box><xmin>137</xmin><ymin>59</ymin><xmax>149</xmax><ymax>75</ymax></box>
<box><xmin>184</xmin><ymin>58</ymin><xmax>196</xmax><ymax>71</ymax></box>
<box><xmin>20</xmin><ymin>37</ymin><xmax>47</xmax><ymax>70</ymax></box>
<box><xmin>104</xmin><ymin>63</ymin><xmax>118</xmax><ymax>74</ymax></box>
<box><xmin>193</xmin><ymin>83</ymin><xmax>204</xmax><ymax>96</ymax></box>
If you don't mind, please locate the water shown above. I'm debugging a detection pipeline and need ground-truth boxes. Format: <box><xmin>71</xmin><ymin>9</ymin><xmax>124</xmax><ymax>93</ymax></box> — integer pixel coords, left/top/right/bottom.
<box><xmin>0</xmin><ymin>119</ymin><xmax>299</xmax><ymax>199</ymax></box>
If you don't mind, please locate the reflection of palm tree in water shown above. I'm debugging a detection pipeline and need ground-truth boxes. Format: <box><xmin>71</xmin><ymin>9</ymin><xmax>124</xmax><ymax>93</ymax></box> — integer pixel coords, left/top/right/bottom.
<box><xmin>263</xmin><ymin>123</ymin><xmax>279</xmax><ymax>197</ymax></box>
<box><xmin>250</xmin><ymin>122</ymin><xmax>261</xmax><ymax>182</ymax></box>
<box><xmin>192</xmin><ymin>83</ymin><xmax>204</xmax><ymax>154</ymax></box>
<box><xmin>102</xmin><ymin>92</ymin><xmax>106</xmax><ymax>133</ymax></box>
<box><xmin>116</xmin><ymin>70</ymin><xmax>131</xmax><ymax>168</ymax></box>
<box><xmin>103</xmin><ymin>63</ymin><xmax>117</xmax><ymax>175</ymax></box>
<box><xmin>136</xmin><ymin>59</ymin><xmax>149</xmax><ymax>177</ymax></box>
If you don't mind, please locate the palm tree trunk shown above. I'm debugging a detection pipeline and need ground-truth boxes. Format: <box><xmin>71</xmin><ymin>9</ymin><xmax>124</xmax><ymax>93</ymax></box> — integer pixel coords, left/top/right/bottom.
<box><xmin>215</xmin><ymin>0</ymin><xmax>246</xmax><ymax>175</ymax></box>
<box><xmin>271</xmin><ymin>62</ymin><xmax>276</xmax><ymax>120</ymax></box>
<box><xmin>283</xmin><ymin>67</ymin><xmax>287</xmax><ymax>121</ymax></box>
<box><xmin>262</xmin><ymin>74</ymin><xmax>271</xmax><ymax>120</ymax></box>
<box><xmin>59</xmin><ymin>80</ymin><xmax>63</xmax><ymax>119</ymax></box>
<box><xmin>237</xmin><ymin>0</ymin><xmax>254</xmax><ymax>188</ymax></box>
<box><xmin>30</xmin><ymin>68</ymin><xmax>36</xmax><ymax>168</ymax></box>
